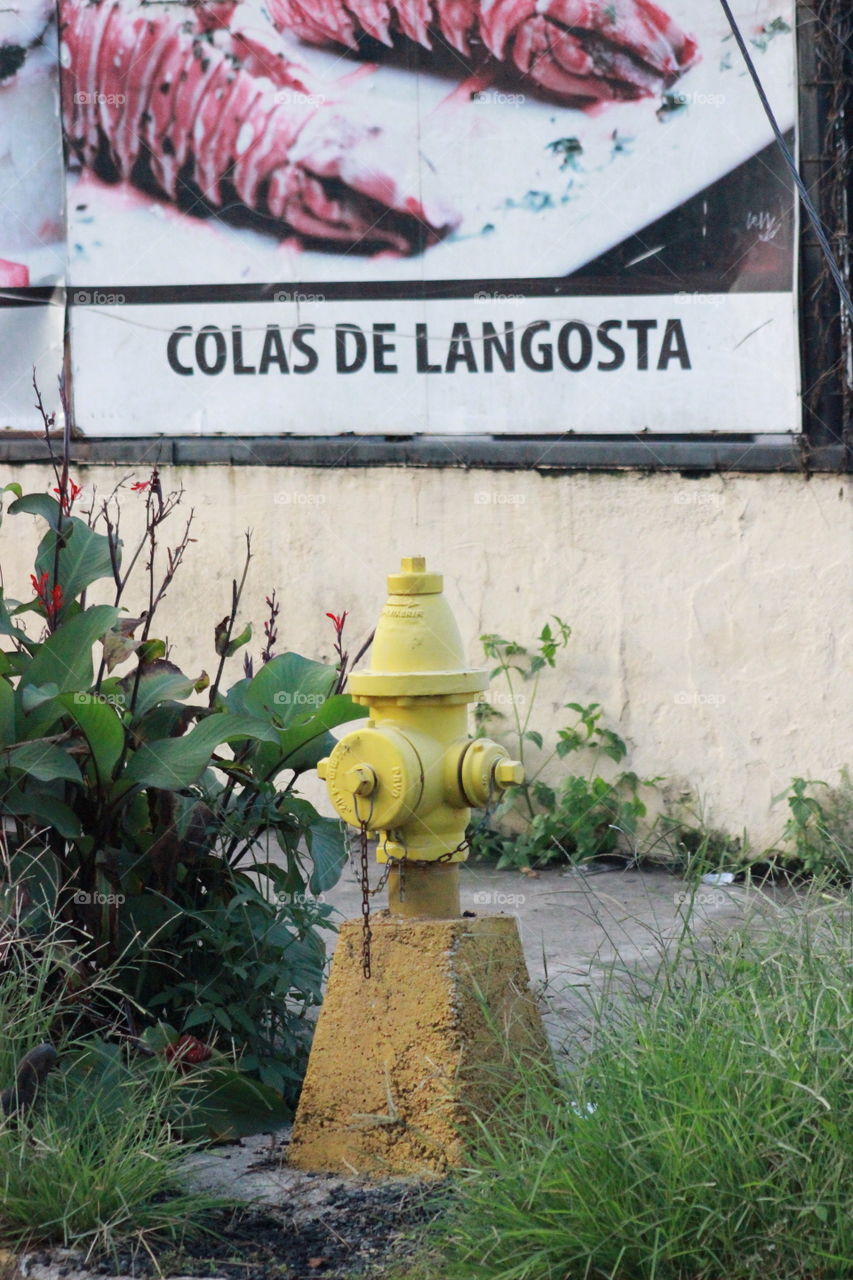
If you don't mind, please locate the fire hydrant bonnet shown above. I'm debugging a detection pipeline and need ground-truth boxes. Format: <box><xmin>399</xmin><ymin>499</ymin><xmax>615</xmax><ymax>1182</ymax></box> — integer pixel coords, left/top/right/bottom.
<box><xmin>348</xmin><ymin>556</ymin><xmax>489</xmax><ymax>700</ymax></box>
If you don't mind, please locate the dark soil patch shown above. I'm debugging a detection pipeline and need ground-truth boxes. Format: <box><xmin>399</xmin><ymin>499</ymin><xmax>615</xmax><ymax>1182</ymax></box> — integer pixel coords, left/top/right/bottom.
<box><xmin>88</xmin><ymin>1182</ymin><xmax>436</xmax><ymax>1280</ymax></box>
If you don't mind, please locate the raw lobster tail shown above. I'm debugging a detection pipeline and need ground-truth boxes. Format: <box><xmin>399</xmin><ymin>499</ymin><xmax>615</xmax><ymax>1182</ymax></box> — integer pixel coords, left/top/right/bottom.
<box><xmin>268</xmin><ymin>0</ymin><xmax>699</xmax><ymax>102</ymax></box>
<box><xmin>59</xmin><ymin>0</ymin><xmax>458</xmax><ymax>252</ymax></box>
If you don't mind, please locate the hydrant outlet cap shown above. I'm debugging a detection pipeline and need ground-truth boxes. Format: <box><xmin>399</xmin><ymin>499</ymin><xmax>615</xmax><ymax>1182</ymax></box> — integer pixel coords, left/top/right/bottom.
<box><xmin>387</xmin><ymin>556</ymin><xmax>443</xmax><ymax>596</ymax></box>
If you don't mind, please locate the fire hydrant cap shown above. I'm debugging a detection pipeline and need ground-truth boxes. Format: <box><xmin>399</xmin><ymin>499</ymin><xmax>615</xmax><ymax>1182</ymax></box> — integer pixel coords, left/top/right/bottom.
<box><xmin>348</xmin><ymin>556</ymin><xmax>489</xmax><ymax>699</ymax></box>
<box><xmin>387</xmin><ymin>556</ymin><xmax>444</xmax><ymax>596</ymax></box>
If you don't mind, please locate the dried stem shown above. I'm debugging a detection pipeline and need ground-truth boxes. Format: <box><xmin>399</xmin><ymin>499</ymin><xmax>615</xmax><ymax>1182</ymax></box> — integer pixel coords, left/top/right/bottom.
<box><xmin>208</xmin><ymin>532</ymin><xmax>253</xmax><ymax>708</ymax></box>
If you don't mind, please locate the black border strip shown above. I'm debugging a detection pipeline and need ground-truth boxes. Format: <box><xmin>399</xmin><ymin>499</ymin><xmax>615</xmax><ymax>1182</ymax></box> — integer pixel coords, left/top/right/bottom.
<box><xmin>60</xmin><ymin>278</ymin><xmax>790</xmax><ymax>306</ymax></box>
<box><xmin>0</xmin><ymin>434</ymin><xmax>844</xmax><ymax>472</ymax></box>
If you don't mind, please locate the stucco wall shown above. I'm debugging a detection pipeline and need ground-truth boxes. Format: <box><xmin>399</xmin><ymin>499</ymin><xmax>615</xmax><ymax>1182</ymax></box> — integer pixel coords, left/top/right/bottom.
<box><xmin>2</xmin><ymin>464</ymin><xmax>850</xmax><ymax>850</ymax></box>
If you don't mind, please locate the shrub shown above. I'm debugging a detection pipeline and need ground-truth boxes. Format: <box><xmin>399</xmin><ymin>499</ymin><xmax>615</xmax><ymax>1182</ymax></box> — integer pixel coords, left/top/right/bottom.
<box><xmin>0</xmin><ymin>392</ymin><xmax>363</xmax><ymax>1097</ymax></box>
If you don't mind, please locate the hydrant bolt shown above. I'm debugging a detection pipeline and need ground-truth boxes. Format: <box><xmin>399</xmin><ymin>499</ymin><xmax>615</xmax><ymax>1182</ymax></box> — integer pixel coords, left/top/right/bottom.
<box><xmin>495</xmin><ymin>759</ymin><xmax>524</xmax><ymax>787</ymax></box>
<box><xmin>346</xmin><ymin>765</ymin><xmax>376</xmax><ymax>797</ymax></box>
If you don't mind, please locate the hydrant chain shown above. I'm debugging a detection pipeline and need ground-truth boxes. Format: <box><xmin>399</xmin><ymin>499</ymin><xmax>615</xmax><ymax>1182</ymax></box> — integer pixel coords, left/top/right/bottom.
<box><xmin>358</xmin><ymin>818</ymin><xmax>372</xmax><ymax>979</ymax></box>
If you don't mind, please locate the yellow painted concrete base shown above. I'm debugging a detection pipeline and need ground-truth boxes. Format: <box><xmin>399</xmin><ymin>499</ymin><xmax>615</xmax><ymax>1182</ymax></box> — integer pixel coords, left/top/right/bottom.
<box><xmin>288</xmin><ymin>912</ymin><xmax>549</xmax><ymax>1176</ymax></box>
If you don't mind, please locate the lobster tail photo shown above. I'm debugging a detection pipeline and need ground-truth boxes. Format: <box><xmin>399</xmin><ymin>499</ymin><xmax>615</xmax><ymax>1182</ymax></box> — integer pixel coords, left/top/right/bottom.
<box><xmin>267</xmin><ymin>0</ymin><xmax>700</xmax><ymax>102</ymax></box>
<box><xmin>59</xmin><ymin>0</ymin><xmax>459</xmax><ymax>252</ymax></box>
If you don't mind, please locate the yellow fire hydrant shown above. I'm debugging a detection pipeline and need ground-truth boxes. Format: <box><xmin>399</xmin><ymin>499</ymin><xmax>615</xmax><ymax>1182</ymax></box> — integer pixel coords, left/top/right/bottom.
<box><xmin>288</xmin><ymin>556</ymin><xmax>549</xmax><ymax>1177</ymax></box>
<box><xmin>317</xmin><ymin>556</ymin><xmax>522</xmax><ymax>919</ymax></box>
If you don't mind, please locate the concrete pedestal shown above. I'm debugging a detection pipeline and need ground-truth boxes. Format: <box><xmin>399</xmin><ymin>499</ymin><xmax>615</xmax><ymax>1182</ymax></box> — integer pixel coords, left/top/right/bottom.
<box><xmin>288</xmin><ymin>912</ymin><xmax>549</xmax><ymax>1176</ymax></box>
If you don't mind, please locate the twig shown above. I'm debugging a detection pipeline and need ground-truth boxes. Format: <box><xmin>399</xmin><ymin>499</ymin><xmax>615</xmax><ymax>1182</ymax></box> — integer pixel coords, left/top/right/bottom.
<box><xmin>208</xmin><ymin>531</ymin><xmax>253</xmax><ymax>707</ymax></box>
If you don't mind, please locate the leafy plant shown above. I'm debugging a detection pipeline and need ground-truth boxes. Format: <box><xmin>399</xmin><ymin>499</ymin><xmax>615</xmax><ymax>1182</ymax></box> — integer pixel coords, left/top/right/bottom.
<box><xmin>471</xmin><ymin>622</ymin><xmax>652</xmax><ymax>868</ymax></box>
<box><xmin>0</xmin><ymin>387</ymin><xmax>364</xmax><ymax>1101</ymax></box>
<box><xmin>772</xmin><ymin>771</ymin><xmax>853</xmax><ymax>883</ymax></box>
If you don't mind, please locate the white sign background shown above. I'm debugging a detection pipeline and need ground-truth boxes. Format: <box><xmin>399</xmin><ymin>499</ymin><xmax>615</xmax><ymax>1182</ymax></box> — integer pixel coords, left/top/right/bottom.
<box><xmin>71</xmin><ymin>292</ymin><xmax>798</xmax><ymax>436</ymax></box>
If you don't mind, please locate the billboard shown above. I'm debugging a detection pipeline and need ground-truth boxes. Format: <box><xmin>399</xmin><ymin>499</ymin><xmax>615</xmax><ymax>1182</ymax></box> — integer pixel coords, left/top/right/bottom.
<box><xmin>0</xmin><ymin>0</ymin><xmax>65</xmax><ymax>430</ymax></box>
<box><xmin>2</xmin><ymin>0</ymin><xmax>799</xmax><ymax>435</ymax></box>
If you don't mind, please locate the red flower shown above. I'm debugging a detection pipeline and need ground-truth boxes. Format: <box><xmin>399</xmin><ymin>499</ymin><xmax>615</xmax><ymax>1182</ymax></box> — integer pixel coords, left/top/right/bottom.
<box><xmin>130</xmin><ymin>480</ymin><xmax>150</xmax><ymax>492</ymax></box>
<box><xmin>53</xmin><ymin>480</ymin><xmax>82</xmax><ymax>515</ymax></box>
<box><xmin>326</xmin><ymin>611</ymin><xmax>348</xmax><ymax>635</ymax></box>
<box><xmin>164</xmin><ymin>1034</ymin><xmax>213</xmax><ymax>1068</ymax></box>
<box><xmin>31</xmin><ymin>571</ymin><xmax>62</xmax><ymax>621</ymax></box>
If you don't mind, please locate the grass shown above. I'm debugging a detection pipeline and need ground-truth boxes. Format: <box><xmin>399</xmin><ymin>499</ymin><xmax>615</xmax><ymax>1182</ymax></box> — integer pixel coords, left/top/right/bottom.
<box><xmin>0</xmin><ymin>906</ymin><xmax>220</xmax><ymax>1257</ymax></box>
<box><xmin>419</xmin><ymin>884</ymin><xmax>853</xmax><ymax>1280</ymax></box>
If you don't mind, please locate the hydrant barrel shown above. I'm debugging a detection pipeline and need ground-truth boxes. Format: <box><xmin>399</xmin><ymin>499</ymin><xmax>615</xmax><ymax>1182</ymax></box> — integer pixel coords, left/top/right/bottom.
<box><xmin>318</xmin><ymin>557</ymin><xmax>523</xmax><ymax>917</ymax></box>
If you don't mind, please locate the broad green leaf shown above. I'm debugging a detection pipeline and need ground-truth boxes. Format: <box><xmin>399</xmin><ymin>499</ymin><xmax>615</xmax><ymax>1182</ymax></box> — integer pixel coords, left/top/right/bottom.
<box><xmin>22</xmin><ymin>604</ymin><xmax>117</xmax><ymax>693</ymax></box>
<box><xmin>8</xmin><ymin>492</ymin><xmax>62</xmax><ymax>526</ymax></box>
<box><xmin>248</xmin><ymin>696</ymin><xmax>363</xmax><ymax>781</ymax></box>
<box><xmin>181</xmin><ymin>1065</ymin><xmax>291</xmax><ymax>1141</ymax></box>
<box><xmin>279</xmin><ymin>729</ymin><xmax>339</xmax><ymax>775</ymax></box>
<box><xmin>21</xmin><ymin>682</ymin><xmax>59</xmax><ymax>711</ymax></box>
<box><xmin>2</xmin><ymin>786</ymin><xmax>82</xmax><ymax>838</ymax></box>
<box><xmin>34</xmin><ymin>517</ymin><xmax>117</xmax><ymax>612</ymax></box>
<box><xmin>225</xmin><ymin>652</ymin><xmax>337</xmax><ymax>727</ymax></box>
<box><xmin>58</xmin><ymin>692</ymin><xmax>125</xmax><ymax>783</ymax></box>
<box><xmin>0</xmin><ymin>590</ymin><xmax>32</xmax><ymax>645</ymax></box>
<box><xmin>524</xmin><ymin>730</ymin><xmax>544</xmax><ymax>749</ymax></box>
<box><xmin>4</xmin><ymin>740</ymin><xmax>83</xmax><ymax>783</ymax></box>
<box><xmin>307</xmin><ymin>817</ymin><xmax>347</xmax><ymax>894</ymax></box>
<box><xmin>124</xmin><ymin>713</ymin><xmax>279</xmax><ymax>790</ymax></box>
<box><xmin>276</xmin><ymin>694</ymin><xmax>364</xmax><ymax>765</ymax></box>
<box><xmin>129</xmin><ymin>669</ymin><xmax>197</xmax><ymax>722</ymax></box>
<box><xmin>130</xmin><ymin>701</ymin><xmax>193</xmax><ymax>744</ymax></box>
